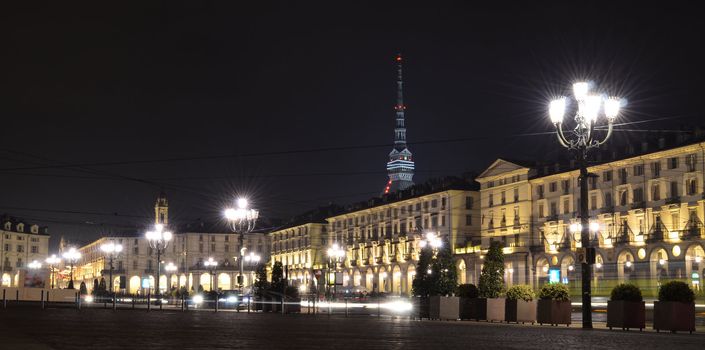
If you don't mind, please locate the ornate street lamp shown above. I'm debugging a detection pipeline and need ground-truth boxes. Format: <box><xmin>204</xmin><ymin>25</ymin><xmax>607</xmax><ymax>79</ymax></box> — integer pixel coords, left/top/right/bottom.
<box><xmin>549</xmin><ymin>81</ymin><xmax>622</xmax><ymax>329</ymax></box>
<box><xmin>62</xmin><ymin>248</ymin><xmax>81</xmax><ymax>289</ymax></box>
<box><xmin>146</xmin><ymin>224</ymin><xmax>173</xmax><ymax>296</ymax></box>
<box><xmin>224</xmin><ymin>198</ymin><xmax>259</xmax><ymax>295</ymax></box>
<box><xmin>100</xmin><ymin>241</ymin><xmax>123</xmax><ymax>295</ymax></box>
<box><xmin>28</xmin><ymin>260</ymin><xmax>42</xmax><ymax>269</ymax></box>
<box><xmin>45</xmin><ymin>255</ymin><xmax>61</xmax><ymax>289</ymax></box>
<box><xmin>419</xmin><ymin>231</ymin><xmax>442</xmax><ymax>253</ymax></box>
<box><xmin>326</xmin><ymin>243</ymin><xmax>345</xmax><ymax>297</ymax></box>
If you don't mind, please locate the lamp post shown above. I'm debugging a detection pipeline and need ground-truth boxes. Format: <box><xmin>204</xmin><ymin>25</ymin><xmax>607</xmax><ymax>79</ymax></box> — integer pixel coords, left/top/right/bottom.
<box><xmin>45</xmin><ymin>255</ymin><xmax>61</xmax><ymax>289</ymax></box>
<box><xmin>62</xmin><ymin>248</ymin><xmax>81</xmax><ymax>289</ymax></box>
<box><xmin>549</xmin><ymin>81</ymin><xmax>622</xmax><ymax>329</ymax></box>
<box><xmin>326</xmin><ymin>243</ymin><xmax>345</xmax><ymax>298</ymax></box>
<box><xmin>204</xmin><ymin>257</ymin><xmax>218</xmax><ymax>292</ymax></box>
<box><xmin>146</xmin><ymin>224</ymin><xmax>173</xmax><ymax>296</ymax></box>
<box><xmin>419</xmin><ymin>231</ymin><xmax>442</xmax><ymax>254</ymax></box>
<box><xmin>224</xmin><ymin>198</ymin><xmax>259</xmax><ymax>295</ymax></box>
<box><xmin>100</xmin><ymin>241</ymin><xmax>123</xmax><ymax>295</ymax></box>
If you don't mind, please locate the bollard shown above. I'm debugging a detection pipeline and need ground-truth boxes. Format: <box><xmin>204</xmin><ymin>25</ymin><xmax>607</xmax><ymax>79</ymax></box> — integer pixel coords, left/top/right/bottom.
<box><xmin>160</xmin><ymin>296</ymin><xmax>163</xmax><ymax>311</ymax></box>
<box><xmin>345</xmin><ymin>298</ymin><xmax>348</xmax><ymax>318</ymax></box>
<box><xmin>281</xmin><ymin>299</ymin><xmax>285</xmax><ymax>315</ymax></box>
<box><xmin>41</xmin><ymin>290</ymin><xmax>45</xmax><ymax>310</ymax></box>
<box><xmin>247</xmin><ymin>298</ymin><xmax>250</xmax><ymax>313</ymax></box>
<box><xmin>77</xmin><ymin>293</ymin><xmax>81</xmax><ymax>310</ymax></box>
<box><xmin>113</xmin><ymin>294</ymin><xmax>116</xmax><ymax>311</ymax></box>
<box><xmin>132</xmin><ymin>296</ymin><xmax>136</xmax><ymax>309</ymax></box>
<box><xmin>181</xmin><ymin>294</ymin><xmax>185</xmax><ymax>311</ymax></box>
<box><xmin>147</xmin><ymin>293</ymin><xmax>151</xmax><ymax>312</ymax></box>
<box><xmin>16</xmin><ymin>289</ymin><xmax>19</xmax><ymax>303</ymax></box>
<box><xmin>3</xmin><ymin>289</ymin><xmax>6</xmax><ymax>309</ymax></box>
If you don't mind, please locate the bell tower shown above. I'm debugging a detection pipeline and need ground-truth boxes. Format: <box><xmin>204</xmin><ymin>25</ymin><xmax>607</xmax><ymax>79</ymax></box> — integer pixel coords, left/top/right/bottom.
<box><xmin>155</xmin><ymin>191</ymin><xmax>168</xmax><ymax>225</ymax></box>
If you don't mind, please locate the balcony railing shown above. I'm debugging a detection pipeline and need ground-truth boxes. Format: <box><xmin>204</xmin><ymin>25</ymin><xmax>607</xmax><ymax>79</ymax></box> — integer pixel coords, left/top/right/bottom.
<box><xmin>600</xmin><ymin>206</ymin><xmax>614</xmax><ymax>214</ymax></box>
<box><xmin>613</xmin><ymin>227</ymin><xmax>632</xmax><ymax>245</ymax></box>
<box><xmin>646</xmin><ymin>222</ymin><xmax>667</xmax><ymax>243</ymax></box>
<box><xmin>631</xmin><ymin>202</ymin><xmax>645</xmax><ymax>210</ymax></box>
<box><xmin>665</xmin><ymin>197</ymin><xmax>681</xmax><ymax>205</ymax></box>
<box><xmin>680</xmin><ymin>218</ymin><xmax>704</xmax><ymax>240</ymax></box>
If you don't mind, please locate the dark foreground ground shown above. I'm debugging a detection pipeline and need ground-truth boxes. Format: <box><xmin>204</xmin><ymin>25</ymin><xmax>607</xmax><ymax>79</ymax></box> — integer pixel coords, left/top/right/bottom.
<box><xmin>1</xmin><ymin>307</ymin><xmax>704</xmax><ymax>350</ymax></box>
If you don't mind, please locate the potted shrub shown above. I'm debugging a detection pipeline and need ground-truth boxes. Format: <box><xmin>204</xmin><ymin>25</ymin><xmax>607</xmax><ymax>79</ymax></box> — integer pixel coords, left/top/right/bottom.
<box><xmin>414</xmin><ymin>244</ymin><xmax>459</xmax><ymax>320</ymax></box>
<box><xmin>505</xmin><ymin>285</ymin><xmax>536</xmax><ymax>324</ymax></box>
<box><xmin>457</xmin><ymin>284</ymin><xmax>479</xmax><ymax>320</ymax></box>
<box><xmin>607</xmin><ymin>283</ymin><xmax>645</xmax><ymax>331</ymax></box>
<box><xmin>476</xmin><ymin>241</ymin><xmax>506</xmax><ymax>322</ymax></box>
<box><xmin>537</xmin><ymin>283</ymin><xmax>571</xmax><ymax>326</ymax></box>
<box><xmin>653</xmin><ymin>281</ymin><xmax>695</xmax><ymax>333</ymax></box>
<box><xmin>283</xmin><ymin>286</ymin><xmax>301</xmax><ymax>313</ymax></box>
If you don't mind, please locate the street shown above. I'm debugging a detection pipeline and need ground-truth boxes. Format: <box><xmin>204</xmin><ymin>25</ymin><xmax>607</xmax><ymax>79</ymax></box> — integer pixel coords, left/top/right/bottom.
<box><xmin>1</xmin><ymin>307</ymin><xmax>704</xmax><ymax>349</ymax></box>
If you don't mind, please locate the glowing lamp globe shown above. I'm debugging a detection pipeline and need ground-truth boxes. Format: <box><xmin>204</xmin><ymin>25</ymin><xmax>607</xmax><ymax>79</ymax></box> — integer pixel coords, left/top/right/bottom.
<box><xmin>549</xmin><ymin>98</ymin><xmax>566</xmax><ymax>123</ymax></box>
<box><xmin>573</xmin><ymin>82</ymin><xmax>589</xmax><ymax>101</ymax></box>
<box><xmin>604</xmin><ymin>97</ymin><xmax>621</xmax><ymax>119</ymax></box>
<box><xmin>582</xmin><ymin>95</ymin><xmax>602</xmax><ymax>122</ymax></box>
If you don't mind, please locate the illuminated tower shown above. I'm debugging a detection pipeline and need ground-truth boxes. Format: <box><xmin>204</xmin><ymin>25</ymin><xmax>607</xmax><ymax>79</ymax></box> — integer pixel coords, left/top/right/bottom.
<box><xmin>383</xmin><ymin>54</ymin><xmax>415</xmax><ymax>194</ymax></box>
<box><xmin>155</xmin><ymin>191</ymin><xmax>168</xmax><ymax>225</ymax></box>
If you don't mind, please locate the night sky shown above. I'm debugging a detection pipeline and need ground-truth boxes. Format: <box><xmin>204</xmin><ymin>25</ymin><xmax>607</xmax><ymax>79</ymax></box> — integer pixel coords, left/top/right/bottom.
<box><xmin>2</xmin><ymin>2</ymin><xmax>704</xmax><ymax>249</ymax></box>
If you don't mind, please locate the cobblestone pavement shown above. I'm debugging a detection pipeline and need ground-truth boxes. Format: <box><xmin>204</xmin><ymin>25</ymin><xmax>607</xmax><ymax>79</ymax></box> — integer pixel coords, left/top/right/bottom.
<box><xmin>1</xmin><ymin>307</ymin><xmax>704</xmax><ymax>350</ymax></box>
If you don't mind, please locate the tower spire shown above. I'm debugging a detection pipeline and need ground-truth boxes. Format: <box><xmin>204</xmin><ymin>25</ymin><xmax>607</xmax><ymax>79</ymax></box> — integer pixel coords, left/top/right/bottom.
<box><xmin>384</xmin><ymin>53</ymin><xmax>415</xmax><ymax>194</ymax></box>
<box><xmin>394</xmin><ymin>53</ymin><xmax>406</xmax><ymax>150</ymax></box>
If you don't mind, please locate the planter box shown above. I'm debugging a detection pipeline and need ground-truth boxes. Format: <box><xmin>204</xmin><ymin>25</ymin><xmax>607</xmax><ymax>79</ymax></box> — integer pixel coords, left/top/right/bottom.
<box><xmin>262</xmin><ymin>297</ymin><xmax>274</xmax><ymax>312</ymax></box>
<box><xmin>486</xmin><ymin>298</ymin><xmax>506</xmax><ymax>322</ymax></box>
<box><xmin>429</xmin><ymin>296</ymin><xmax>459</xmax><ymax>320</ymax></box>
<box><xmin>459</xmin><ymin>297</ymin><xmax>477</xmax><ymax>320</ymax></box>
<box><xmin>607</xmin><ymin>300</ymin><xmax>645</xmax><ymax>331</ymax></box>
<box><xmin>253</xmin><ymin>298</ymin><xmax>264</xmax><ymax>311</ymax></box>
<box><xmin>537</xmin><ymin>299</ymin><xmax>571</xmax><ymax>326</ymax></box>
<box><xmin>284</xmin><ymin>297</ymin><xmax>301</xmax><ymax>313</ymax></box>
<box><xmin>653</xmin><ymin>301</ymin><xmax>695</xmax><ymax>333</ymax></box>
<box><xmin>417</xmin><ymin>297</ymin><xmax>430</xmax><ymax>319</ymax></box>
<box><xmin>505</xmin><ymin>299</ymin><xmax>537</xmax><ymax>324</ymax></box>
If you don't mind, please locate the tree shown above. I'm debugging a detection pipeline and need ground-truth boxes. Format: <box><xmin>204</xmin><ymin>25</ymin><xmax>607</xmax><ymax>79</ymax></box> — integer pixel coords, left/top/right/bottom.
<box><xmin>411</xmin><ymin>245</ymin><xmax>434</xmax><ymax>297</ymax></box>
<box><xmin>478</xmin><ymin>241</ymin><xmax>505</xmax><ymax>298</ymax></box>
<box><xmin>270</xmin><ymin>261</ymin><xmax>286</xmax><ymax>294</ymax></box>
<box><xmin>92</xmin><ymin>279</ymin><xmax>99</xmax><ymax>296</ymax></box>
<box><xmin>431</xmin><ymin>245</ymin><xmax>458</xmax><ymax>296</ymax></box>
<box><xmin>98</xmin><ymin>277</ymin><xmax>107</xmax><ymax>296</ymax></box>
<box><xmin>253</xmin><ymin>263</ymin><xmax>270</xmax><ymax>298</ymax></box>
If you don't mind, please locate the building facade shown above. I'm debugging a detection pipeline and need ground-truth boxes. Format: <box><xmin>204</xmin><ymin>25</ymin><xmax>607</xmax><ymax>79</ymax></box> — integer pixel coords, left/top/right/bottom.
<box><xmin>69</xmin><ymin>194</ymin><xmax>268</xmax><ymax>294</ymax></box>
<box><xmin>268</xmin><ymin>222</ymin><xmax>328</xmax><ymax>289</ymax></box>
<box><xmin>269</xmin><ymin>179</ymin><xmax>480</xmax><ymax>296</ymax></box>
<box><xmin>467</xmin><ymin>139</ymin><xmax>705</xmax><ymax>296</ymax></box>
<box><xmin>0</xmin><ymin>217</ymin><xmax>50</xmax><ymax>287</ymax></box>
